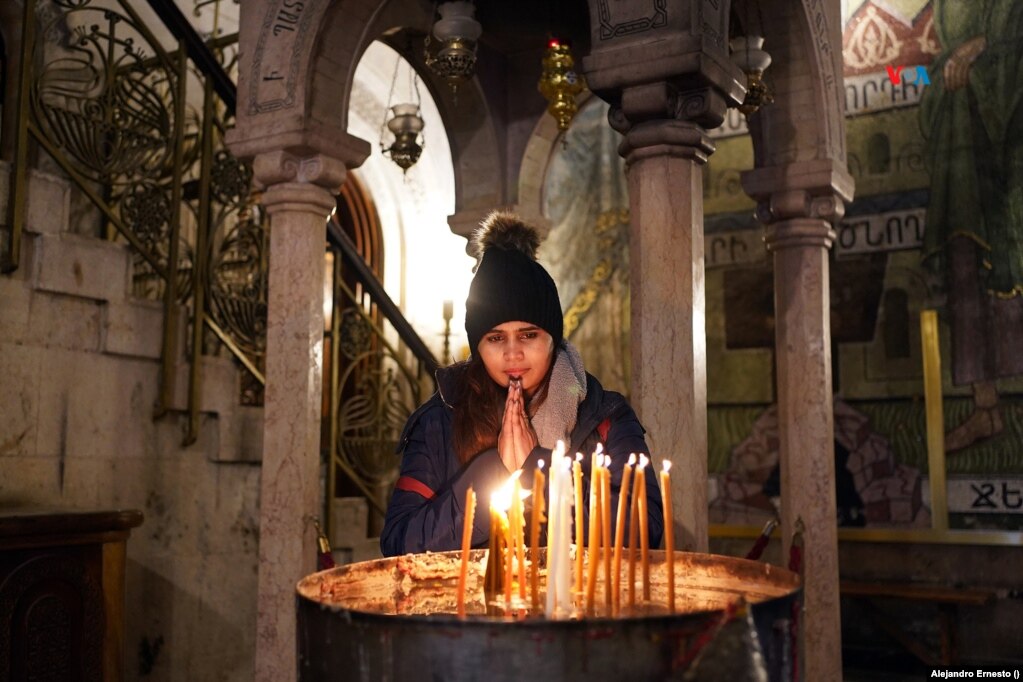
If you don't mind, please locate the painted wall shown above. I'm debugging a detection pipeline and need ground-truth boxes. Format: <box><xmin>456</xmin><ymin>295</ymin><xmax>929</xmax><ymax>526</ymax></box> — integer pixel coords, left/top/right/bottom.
<box><xmin>542</xmin><ymin>0</ymin><xmax>1023</xmax><ymax>533</ymax></box>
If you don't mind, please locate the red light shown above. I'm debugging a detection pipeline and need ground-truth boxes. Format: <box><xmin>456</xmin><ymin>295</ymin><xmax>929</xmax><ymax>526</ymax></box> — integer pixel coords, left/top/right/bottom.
<box><xmin>548</xmin><ymin>38</ymin><xmax>561</xmax><ymax>48</ymax></box>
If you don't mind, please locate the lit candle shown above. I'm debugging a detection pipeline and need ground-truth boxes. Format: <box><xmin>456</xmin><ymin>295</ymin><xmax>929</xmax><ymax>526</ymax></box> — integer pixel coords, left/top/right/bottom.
<box><xmin>601</xmin><ymin>455</ymin><xmax>613</xmax><ymax>610</ymax></box>
<box><xmin>660</xmin><ymin>460</ymin><xmax>675</xmax><ymax>613</ymax></box>
<box><xmin>585</xmin><ymin>452</ymin><xmax>602</xmax><ymax>615</ymax></box>
<box><xmin>489</xmin><ymin>472</ymin><xmax>521</xmax><ymax>607</ymax></box>
<box><xmin>636</xmin><ymin>454</ymin><xmax>650</xmax><ymax>602</ymax></box>
<box><xmin>628</xmin><ymin>458</ymin><xmax>640</xmax><ymax>610</ymax></box>
<box><xmin>530</xmin><ymin>461</ymin><xmax>545</xmax><ymax>611</ymax></box>
<box><xmin>512</xmin><ymin>475</ymin><xmax>527</xmax><ymax>602</ymax></box>
<box><xmin>486</xmin><ymin>503</ymin><xmax>500</xmax><ymax>595</ymax></box>
<box><xmin>545</xmin><ymin>442</ymin><xmax>572</xmax><ymax>618</ymax></box>
<box><xmin>457</xmin><ymin>487</ymin><xmax>476</xmax><ymax>618</ymax></box>
<box><xmin>612</xmin><ymin>454</ymin><xmax>635</xmax><ymax>615</ymax></box>
<box><xmin>573</xmin><ymin>453</ymin><xmax>584</xmax><ymax>597</ymax></box>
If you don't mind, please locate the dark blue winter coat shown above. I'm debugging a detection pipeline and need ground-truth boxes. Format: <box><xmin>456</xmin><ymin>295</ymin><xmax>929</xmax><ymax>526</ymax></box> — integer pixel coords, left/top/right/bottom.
<box><xmin>380</xmin><ymin>367</ymin><xmax>664</xmax><ymax>557</ymax></box>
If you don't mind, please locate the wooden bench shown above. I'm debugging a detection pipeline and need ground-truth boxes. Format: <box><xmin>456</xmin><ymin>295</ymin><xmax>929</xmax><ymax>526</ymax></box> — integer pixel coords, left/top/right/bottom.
<box><xmin>840</xmin><ymin>580</ymin><xmax>996</xmax><ymax>666</ymax></box>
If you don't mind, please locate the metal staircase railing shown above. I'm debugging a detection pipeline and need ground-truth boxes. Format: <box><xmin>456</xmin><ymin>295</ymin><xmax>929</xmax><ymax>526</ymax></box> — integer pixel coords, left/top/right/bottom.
<box><xmin>2</xmin><ymin>1</ymin><xmax>439</xmax><ymax>531</ymax></box>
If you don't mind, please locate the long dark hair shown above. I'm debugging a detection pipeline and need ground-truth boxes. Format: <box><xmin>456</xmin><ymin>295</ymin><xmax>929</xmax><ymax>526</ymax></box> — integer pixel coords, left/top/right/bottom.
<box><xmin>451</xmin><ymin>344</ymin><xmax>558</xmax><ymax>464</ymax></box>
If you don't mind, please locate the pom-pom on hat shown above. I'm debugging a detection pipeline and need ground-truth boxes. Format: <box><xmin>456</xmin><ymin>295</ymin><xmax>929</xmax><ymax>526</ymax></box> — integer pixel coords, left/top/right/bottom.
<box><xmin>465</xmin><ymin>212</ymin><xmax>563</xmax><ymax>354</ymax></box>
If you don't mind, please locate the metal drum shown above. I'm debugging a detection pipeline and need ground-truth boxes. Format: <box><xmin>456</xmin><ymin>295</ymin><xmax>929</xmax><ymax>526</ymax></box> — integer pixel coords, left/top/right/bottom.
<box><xmin>297</xmin><ymin>549</ymin><xmax>801</xmax><ymax>681</ymax></box>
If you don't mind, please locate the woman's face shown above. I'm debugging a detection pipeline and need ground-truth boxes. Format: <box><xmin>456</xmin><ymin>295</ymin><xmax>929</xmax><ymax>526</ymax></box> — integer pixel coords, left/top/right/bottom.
<box><xmin>477</xmin><ymin>321</ymin><xmax>554</xmax><ymax>396</ymax></box>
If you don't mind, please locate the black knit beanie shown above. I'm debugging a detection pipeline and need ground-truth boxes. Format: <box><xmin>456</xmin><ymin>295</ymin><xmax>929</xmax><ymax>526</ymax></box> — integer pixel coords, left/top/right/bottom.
<box><xmin>465</xmin><ymin>212</ymin><xmax>563</xmax><ymax>354</ymax></box>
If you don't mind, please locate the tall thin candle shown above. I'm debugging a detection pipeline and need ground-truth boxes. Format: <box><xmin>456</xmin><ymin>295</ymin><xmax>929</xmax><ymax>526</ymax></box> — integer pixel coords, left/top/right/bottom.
<box><xmin>457</xmin><ymin>487</ymin><xmax>476</xmax><ymax>618</ymax></box>
<box><xmin>545</xmin><ymin>443</ymin><xmax>573</xmax><ymax>618</ymax></box>
<box><xmin>585</xmin><ymin>453</ymin><xmax>602</xmax><ymax>614</ymax></box>
<box><xmin>612</xmin><ymin>454</ymin><xmax>635</xmax><ymax>614</ymax></box>
<box><xmin>530</xmin><ymin>461</ymin><xmax>545</xmax><ymax>611</ymax></box>
<box><xmin>504</xmin><ymin>505</ymin><xmax>513</xmax><ymax>606</ymax></box>
<box><xmin>636</xmin><ymin>454</ymin><xmax>650</xmax><ymax>602</ymax></box>
<box><xmin>486</xmin><ymin>504</ymin><xmax>500</xmax><ymax>594</ymax></box>
<box><xmin>573</xmin><ymin>453</ymin><xmax>584</xmax><ymax>596</ymax></box>
<box><xmin>628</xmin><ymin>458</ymin><xmax>641</xmax><ymax>609</ymax></box>
<box><xmin>660</xmin><ymin>460</ymin><xmax>675</xmax><ymax>613</ymax></box>
<box><xmin>601</xmin><ymin>455</ymin><xmax>613</xmax><ymax>610</ymax></box>
<box><xmin>512</xmin><ymin>476</ymin><xmax>527</xmax><ymax>601</ymax></box>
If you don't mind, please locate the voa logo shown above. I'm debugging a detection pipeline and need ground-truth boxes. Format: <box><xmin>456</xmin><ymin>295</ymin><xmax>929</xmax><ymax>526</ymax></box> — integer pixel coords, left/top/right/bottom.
<box><xmin>885</xmin><ymin>65</ymin><xmax>931</xmax><ymax>86</ymax></box>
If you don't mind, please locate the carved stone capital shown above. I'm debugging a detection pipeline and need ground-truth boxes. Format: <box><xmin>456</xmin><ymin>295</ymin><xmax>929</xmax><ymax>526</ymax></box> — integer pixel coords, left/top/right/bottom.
<box><xmin>227</xmin><ymin>122</ymin><xmax>371</xmax><ymax>172</ymax></box>
<box><xmin>253</xmin><ymin>150</ymin><xmax>347</xmax><ymax>189</ymax></box>
<box><xmin>607</xmin><ymin>105</ymin><xmax>631</xmax><ymax>135</ymax></box>
<box><xmin>741</xmin><ymin>158</ymin><xmax>854</xmax><ymax>229</ymax></box>
<box><xmin>618</xmin><ymin>119</ymin><xmax>716</xmax><ymax>166</ymax></box>
<box><xmin>252</xmin><ymin>151</ymin><xmax>347</xmax><ymax>217</ymax></box>
<box><xmin>617</xmin><ymin>82</ymin><xmax>730</xmax><ymax>130</ymax></box>
<box><xmin>764</xmin><ymin>218</ymin><xmax>836</xmax><ymax>252</ymax></box>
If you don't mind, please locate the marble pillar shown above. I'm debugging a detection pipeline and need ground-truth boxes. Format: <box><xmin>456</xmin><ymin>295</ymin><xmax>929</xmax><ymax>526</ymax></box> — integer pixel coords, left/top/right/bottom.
<box><xmin>250</xmin><ymin>151</ymin><xmax>346</xmax><ymax>682</ymax></box>
<box><xmin>745</xmin><ymin>171</ymin><xmax>851</xmax><ymax>682</ymax></box>
<box><xmin>580</xmin><ymin>0</ymin><xmax>743</xmax><ymax>553</ymax></box>
<box><xmin>611</xmin><ymin>92</ymin><xmax>719</xmax><ymax>552</ymax></box>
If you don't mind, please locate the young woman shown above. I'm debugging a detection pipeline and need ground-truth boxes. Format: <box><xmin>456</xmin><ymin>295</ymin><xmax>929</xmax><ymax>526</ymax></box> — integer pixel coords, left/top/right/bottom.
<box><xmin>381</xmin><ymin>212</ymin><xmax>663</xmax><ymax>556</ymax></box>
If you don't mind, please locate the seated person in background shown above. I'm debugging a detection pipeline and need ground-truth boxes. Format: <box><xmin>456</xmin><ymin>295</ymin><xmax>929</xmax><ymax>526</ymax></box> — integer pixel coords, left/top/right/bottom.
<box><xmin>381</xmin><ymin>212</ymin><xmax>663</xmax><ymax>556</ymax></box>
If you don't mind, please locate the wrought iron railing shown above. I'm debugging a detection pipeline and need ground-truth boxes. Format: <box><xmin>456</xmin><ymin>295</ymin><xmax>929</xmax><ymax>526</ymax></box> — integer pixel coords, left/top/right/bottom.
<box><xmin>325</xmin><ymin>221</ymin><xmax>439</xmax><ymax>532</ymax></box>
<box><xmin>2</xmin><ymin>0</ymin><xmax>438</xmax><ymax>536</ymax></box>
<box><xmin>2</xmin><ymin>0</ymin><xmax>261</xmax><ymax>445</ymax></box>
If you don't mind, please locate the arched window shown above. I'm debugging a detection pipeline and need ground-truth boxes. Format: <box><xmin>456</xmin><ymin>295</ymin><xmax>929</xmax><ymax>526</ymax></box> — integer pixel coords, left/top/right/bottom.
<box><xmin>867</xmin><ymin>132</ymin><xmax>891</xmax><ymax>175</ymax></box>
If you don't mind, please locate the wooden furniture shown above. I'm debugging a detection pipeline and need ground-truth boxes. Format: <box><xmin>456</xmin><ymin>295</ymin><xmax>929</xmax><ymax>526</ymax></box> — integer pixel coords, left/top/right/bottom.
<box><xmin>841</xmin><ymin>579</ymin><xmax>996</xmax><ymax>666</ymax></box>
<box><xmin>0</xmin><ymin>509</ymin><xmax>143</xmax><ymax>682</ymax></box>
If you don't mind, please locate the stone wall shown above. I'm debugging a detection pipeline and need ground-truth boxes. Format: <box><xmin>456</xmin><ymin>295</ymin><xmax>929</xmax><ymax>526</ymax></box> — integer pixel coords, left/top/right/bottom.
<box><xmin>0</xmin><ymin>163</ymin><xmax>263</xmax><ymax>681</ymax></box>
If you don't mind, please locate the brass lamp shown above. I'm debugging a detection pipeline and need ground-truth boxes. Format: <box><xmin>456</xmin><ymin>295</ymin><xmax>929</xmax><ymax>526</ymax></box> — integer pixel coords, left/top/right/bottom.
<box><xmin>380</xmin><ymin>56</ymin><xmax>426</xmax><ymax>173</ymax></box>
<box><xmin>382</xmin><ymin>103</ymin><xmax>425</xmax><ymax>172</ymax></box>
<box><xmin>538</xmin><ymin>39</ymin><xmax>586</xmax><ymax>132</ymax></box>
<box><xmin>424</xmin><ymin>1</ymin><xmax>482</xmax><ymax>93</ymax></box>
<box><xmin>730</xmin><ymin>35</ymin><xmax>773</xmax><ymax>116</ymax></box>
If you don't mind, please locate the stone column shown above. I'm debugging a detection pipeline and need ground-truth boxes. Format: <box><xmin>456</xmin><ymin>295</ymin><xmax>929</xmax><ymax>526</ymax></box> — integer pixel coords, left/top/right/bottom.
<box><xmin>581</xmin><ymin>0</ymin><xmax>743</xmax><ymax>553</ymax></box>
<box><xmin>744</xmin><ymin>164</ymin><xmax>852</xmax><ymax>681</ymax></box>
<box><xmin>250</xmin><ymin>150</ymin><xmax>346</xmax><ymax>682</ymax></box>
<box><xmin>607</xmin><ymin>83</ymin><xmax>725</xmax><ymax>552</ymax></box>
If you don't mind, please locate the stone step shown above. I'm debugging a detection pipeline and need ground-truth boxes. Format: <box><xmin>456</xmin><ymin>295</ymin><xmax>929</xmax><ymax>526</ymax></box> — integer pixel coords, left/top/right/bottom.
<box><xmin>32</xmin><ymin>231</ymin><xmax>131</xmax><ymax>303</ymax></box>
<box><xmin>0</xmin><ymin>163</ymin><xmax>72</xmax><ymax>240</ymax></box>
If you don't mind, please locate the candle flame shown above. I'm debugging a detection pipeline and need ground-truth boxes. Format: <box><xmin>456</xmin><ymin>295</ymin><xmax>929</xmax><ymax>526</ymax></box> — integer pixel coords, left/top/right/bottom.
<box><xmin>638</xmin><ymin>454</ymin><xmax>649</xmax><ymax>470</ymax></box>
<box><xmin>627</xmin><ymin>453</ymin><xmax>637</xmax><ymax>466</ymax></box>
<box><xmin>538</xmin><ymin>460</ymin><xmax>545</xmax><ymax>470</ymax></box>
<box><xmin>554</xmin><ymin>440</ymin><xmax>566</xmax><ymax>457</ymax></box>
<box><xmin>663</xmin><ymin>460</ymin><xmax>672</xmax><ymax>473</ymax></box>
<box><xmin>594</xmin><ymin>442</ymin><xmax>604</xmax><ymax>457</ymax></box>
<box><xmin>576</xmin><ymin>452</ymin><xmax>584</xmax><ymax>462</ymax></box>
<box><xmin>491</xmin><ymin>470</ymin><xmax>531</xmax><ymax>512</ymax></box>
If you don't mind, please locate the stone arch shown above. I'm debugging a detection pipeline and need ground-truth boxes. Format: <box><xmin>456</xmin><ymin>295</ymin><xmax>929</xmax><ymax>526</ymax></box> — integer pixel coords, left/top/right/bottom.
<box><xmin>517</xmin><ymin>91</ymin><xmax>594</xmax><ymax>224</ymax></box>
<box><xmin>743</xmin><ymin>0</ymin><xmax>848</xmax><ymax>169</ymax></box>
<box><xmin>231</xmin><ymin>0</ymin><xmax>502</xmax><ymax>219</ymax></box>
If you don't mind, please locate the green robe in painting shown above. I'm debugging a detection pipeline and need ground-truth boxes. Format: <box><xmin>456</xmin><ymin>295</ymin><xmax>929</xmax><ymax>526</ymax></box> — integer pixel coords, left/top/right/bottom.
<box><xmin>920</xmin><ymin>0</ymin><xmax>1023</xmax><ymax>297</ymax></box>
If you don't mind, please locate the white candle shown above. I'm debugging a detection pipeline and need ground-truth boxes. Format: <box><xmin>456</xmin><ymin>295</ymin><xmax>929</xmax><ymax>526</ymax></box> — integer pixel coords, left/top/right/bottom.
<box><xmin>545</xmin><ymin>441</ymin><xmax>573</xmax><ymax>618</ymax></box>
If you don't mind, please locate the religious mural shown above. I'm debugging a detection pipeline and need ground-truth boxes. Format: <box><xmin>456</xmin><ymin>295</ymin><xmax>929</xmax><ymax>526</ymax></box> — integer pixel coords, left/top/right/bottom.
<box><xmin>542</xmin><ymin>0</ymin><xmax>1023</xmax><ymax>532</ymax></box>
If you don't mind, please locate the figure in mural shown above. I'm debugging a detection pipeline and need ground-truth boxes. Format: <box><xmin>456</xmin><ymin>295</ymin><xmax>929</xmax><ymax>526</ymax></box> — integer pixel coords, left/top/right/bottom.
<box><xmin>920</xmin><ymin>0</ymin><xmax>1023</xmax><ymax>451</ymax></box>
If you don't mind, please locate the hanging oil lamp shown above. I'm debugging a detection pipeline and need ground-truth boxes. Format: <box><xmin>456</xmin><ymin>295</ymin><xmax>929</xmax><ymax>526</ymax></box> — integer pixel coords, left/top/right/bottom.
<box><xmin>380</xmin><ymin>56</ymin><xmax>425</xmax><ymax>173</ymax></box>
<box><xmin>538</xmin><ymin>38</ymin><xmax>586</xmax><ymax>132</ymax></box>
<box><xmin>424</xmin><ymin>1</ymin><xmax>482</xmax><ymax>93</ymax></box>
<box><xmin>729</xmin><ymin>35</ymin><xmax>774</xmax><ymax>117</ymax></box>
<box><xmin>382</xmin><ymin>103</ymin><xmax>425</xmax><ymax>172</ymax></box>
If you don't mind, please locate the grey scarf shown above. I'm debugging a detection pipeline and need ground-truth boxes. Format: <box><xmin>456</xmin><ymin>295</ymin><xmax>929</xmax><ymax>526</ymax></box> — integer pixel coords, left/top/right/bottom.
<box><xmin>530</xmin><ymin>341</ymin><xmax>587</xmax><ymax>450</ymax></box>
